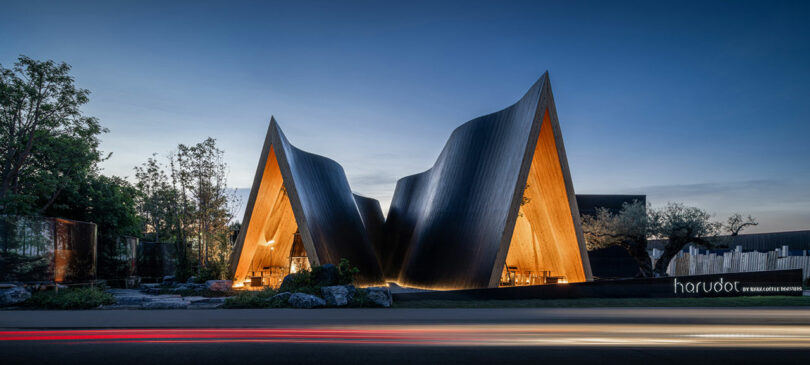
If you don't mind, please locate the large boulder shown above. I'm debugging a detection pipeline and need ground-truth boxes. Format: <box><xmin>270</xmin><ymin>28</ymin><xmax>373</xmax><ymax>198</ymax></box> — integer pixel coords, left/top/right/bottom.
<box><xmin>321</xmin><ymin>285</ymin><xmax>355</xmax><ymax>307</ymax></box>
<box><xmin>205</xmin><ymin>280</ymin><xmax>233</xmax><ymax>292</ymax></box>
<box><xmin>0</xmin><ymin>285</ymin><xmax>30</xmax><ymax>307</ymax></box>
<box><xmin>270</xmin><ymin>291</ymin><xmax>292</xmax><ymax>302</ymax></box>
<box><xmin>365</xmin><ymin>287</ymin><xmax>392</xmax><ymax>308</ymax></box>
<box><xmin>311</xmin><ymin>264</ymin><xmax>339</xmax><ymax>287</ymax></box>
<box><xmin>288</xmin><ymin>292</ymin><xmax>326</xmax><ymax>309</ymax></box>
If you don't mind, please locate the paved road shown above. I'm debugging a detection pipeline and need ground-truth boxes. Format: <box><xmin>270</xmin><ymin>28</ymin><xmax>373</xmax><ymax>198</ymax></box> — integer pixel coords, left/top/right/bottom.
<box><xmin>2</xmin><ymin>308</ymin><xmax>809</xmax><ymax>364</ymax></box>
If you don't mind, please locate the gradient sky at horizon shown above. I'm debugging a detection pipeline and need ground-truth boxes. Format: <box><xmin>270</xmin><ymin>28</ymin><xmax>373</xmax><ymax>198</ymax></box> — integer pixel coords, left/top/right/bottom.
<box><xmin>2</xmin><ymin>0</ymin><xmax>809</xmax><ymax>233</ymax></box>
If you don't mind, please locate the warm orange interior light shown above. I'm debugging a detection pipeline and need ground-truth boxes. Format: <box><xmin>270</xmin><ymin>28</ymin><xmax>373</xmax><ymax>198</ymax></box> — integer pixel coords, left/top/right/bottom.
<box><xmin>502</xmin><ymin>110</ymin><xmax>586</xmax><ymax>286</ymax></box>
<box><xmin>232</xmin><ymin>146</ymin><xmax>302</xmax><ymax>288</ymax></box>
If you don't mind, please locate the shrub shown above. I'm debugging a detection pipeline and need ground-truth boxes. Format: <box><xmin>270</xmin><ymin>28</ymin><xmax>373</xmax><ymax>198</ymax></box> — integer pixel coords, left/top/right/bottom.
<box><xmin>22</xmin><ymin>287</ymin><xmax>115</xmax><ymax>309</ymax></box>
<box><xmin>222</xmin><ymin>288</ymin><xmax>277</xmax><ymax>308</ymax></box>
<box><xmin>337</xmin><ymin>258</ymin><xmax>359</xmax><ymax>285</ymax></box>
<box><xmin>278</xmin><ymin>270</ymin><xmax>312</xmax><ymax>293</ymax></box>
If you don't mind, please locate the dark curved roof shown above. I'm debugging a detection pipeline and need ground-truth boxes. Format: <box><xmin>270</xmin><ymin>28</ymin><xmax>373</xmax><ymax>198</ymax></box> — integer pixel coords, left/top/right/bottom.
<box><xmin>386</xmin><ymin>73</ymin><xmax>592</xmax><ymax>289</ymax></box>
<box><xmin>229</xmin><ymin>119</ymin><xmax>383</xmax><ymax>285</ymax></box>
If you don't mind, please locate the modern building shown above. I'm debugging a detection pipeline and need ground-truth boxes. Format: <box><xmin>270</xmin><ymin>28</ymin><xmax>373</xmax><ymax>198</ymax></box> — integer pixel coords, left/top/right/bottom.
<box><xmin>383</xmin><ymin>73</ymin><xmax>591</xmax><ymax>289</ymax></box>
<box><xmin>230</xmin><ymin>73</ymin><xmax>594</xmax><ymax>290</ymax></box>
<box><xmin>228</xmin><ymin>120</ymin><xmax>384</xmax><ymax>288</ymax></box>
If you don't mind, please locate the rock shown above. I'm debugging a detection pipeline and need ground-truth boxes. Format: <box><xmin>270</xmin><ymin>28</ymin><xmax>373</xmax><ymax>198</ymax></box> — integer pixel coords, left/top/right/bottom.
<box><xmin>141</xmin><ymin>283</ymin><xmax>161</xmax><ymax>289</ymax></box>
<box><xmin>141</xmin><ymin>299</ymin><xmax>189</xmax><ymax>309</ymax></box>
<box><xmin>125</xmin><ymin>276</ymin><xmax>141</xmax><ymax>289</ymax></box>
<box><xmin>161</xmin><ymin>275</ymin><xmax>175</xmax><ymax>286</ymax></box>
<box><xmin>321</xmin><ymin>285</ymin><xmax>355</xmax><ymax>307</ymax></box>
<box><xmin>205</xmin><ymin>280</ymin><xmax>233</xmax><ymax>292</ymax></box>
<box><xmin>115</xmin><ymin>295</ymin><xmax>149</xmax><ymax>305</ymax></box>
<box><xmin>312</xmin><ymin>264</ymin><xmax>340</xmax><ymax>286</ymax></box>
<box><xmin>365</xmin><ymin>287</ymin><xmax>392</xmax><ymax>308</ymax></box>
<box><xmin>288</xmin><ymin>292</ymin><xmax>326</xmax><ymax>309</ymax></box>
<box><xmin>0</xmin><ymin>285</ymin><xmax>31</xmax><ymax>306</ymax></box>
<box><xmin>186</xmin><ymin>276</ymin><xmax>198</xmax><ymax>284</ymax></box>
<box><xmin>270</xmin><ymin>291</ymin><xmax>292</xmax><ymax>303</ymax></box>
<box><xmin>186</xmin><ymin>296</ymin><xmax>228</xmax><ymax>304</ymax></box>
<box><xmin>279</xmin><ymin>274</ymin><xmax>299</xmax><ymax>292</ymax></box>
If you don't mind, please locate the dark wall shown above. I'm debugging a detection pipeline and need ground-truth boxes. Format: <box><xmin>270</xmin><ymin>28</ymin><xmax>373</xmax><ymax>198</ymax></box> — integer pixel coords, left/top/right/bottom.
<box><xmin>649</xmin><ymin>230</ymin><xmax>810</xmax><ymax>251</ymax></box>
<box><xmin>137</xmin><ymin>241</ymin><xmax>176</xmax><ymax>280</ymax></box>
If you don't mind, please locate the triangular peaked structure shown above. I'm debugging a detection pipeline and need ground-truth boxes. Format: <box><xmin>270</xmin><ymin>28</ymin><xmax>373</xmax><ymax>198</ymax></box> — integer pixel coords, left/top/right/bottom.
<box><xmin>384</xmin><ymin>73</ymin><xmax>592</xmax><ymax>289</ymax></box>
<box><xmin>229</xmin><ymin>119</ymin><xmax>383</xmax><ymax>288</ymax></box>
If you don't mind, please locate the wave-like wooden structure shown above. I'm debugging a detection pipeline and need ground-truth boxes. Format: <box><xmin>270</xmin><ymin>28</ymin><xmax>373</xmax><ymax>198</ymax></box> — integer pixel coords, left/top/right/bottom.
<box><xmin>386</xmin><ymin>73</ymin><xmax>593</xmax><ymax>289</ymax></box>
<box><xmin>228</xmin><ymin>119</ymin><xmax>384</xmax><ymax>287</ymax></box>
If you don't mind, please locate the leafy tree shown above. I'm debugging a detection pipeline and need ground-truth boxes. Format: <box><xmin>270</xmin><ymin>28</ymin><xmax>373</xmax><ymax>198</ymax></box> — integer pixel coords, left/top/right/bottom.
<box><xmin>45</xmin><ymin>174</ymin><xmax>141</xmax><ymax>278</ymax></box>
<box><xmin>725</xmin><ymin>213</ymin><xmax>758</xmax><ymax>236</ymax></box>
<box><xmin>134</xmin><ymin>155</ymin><xmax>181</xmax><ymax>243</ymax></box>
<box><xmin>135</xmin><ymin>138</ymin><xmax>237</xmax><ymax>281</ymax></box>
<box><xmin>581</xmin><ymin>200</ymin><xmax>652</xmax><ymax>277</ymax></box>
<box><xmin>650</xmin><ymin>202</ymin><xmax>722</xmax><ymax>276</ymax></box>
<box><xmin>0</xmin><ymin>55</ymin><xmax>106</xmax><ymax>214</ymax></box>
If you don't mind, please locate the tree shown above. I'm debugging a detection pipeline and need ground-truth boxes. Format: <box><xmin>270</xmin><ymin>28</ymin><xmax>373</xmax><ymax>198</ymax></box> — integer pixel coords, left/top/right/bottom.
<box><xmin>0</xmin><ymin>55</ymin><xmax>106</xmax><ymax>214</ymax></box>
<box><xmin>135</xmin><ymin>138</ymin><xmax>237</xmax><ymax>281</ymax></box>
<box><xmin>650</xmin><ymin>202</ymin><xmax>722</xmax><ymax>276</ymax></box>
<box><xmin>174</xmin><ymin>138</ymin><xmax>233</xmax><ymax>269</ymax></box>
<box><xmin>45</xmin><ymin>174</ymin><xmax>141</xmax><ymax>278</ymax></box>
<box><xmin>134</xmin><ymin>155</ymin><xmax>181</xmax><ymax>243</ymax></box>
<box><xmin>725</xmin><ymin>213</ymin><xmax>758</xmax><ymax>236</ymax></box>
<box><xmin>581</xmin><ymin>200</ymin><xmax>653</xmax><ymax>277</ymax></box>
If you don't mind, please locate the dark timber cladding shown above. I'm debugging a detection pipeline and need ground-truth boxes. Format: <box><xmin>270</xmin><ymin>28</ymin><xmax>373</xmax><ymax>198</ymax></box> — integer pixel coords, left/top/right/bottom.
<box><xmin>353</xmin><ymin>194</ymin><xmax>386</xmax><ymax>270</ymax></box>
<box><xmin>228</xmin><ymin>119</ymin><xmax>383</xmax><ymax>287</ymax></box>
<box><xmin>387</xmin><ymin>73</ymin><xmax>592</xmax><ymax>289</ymax></box>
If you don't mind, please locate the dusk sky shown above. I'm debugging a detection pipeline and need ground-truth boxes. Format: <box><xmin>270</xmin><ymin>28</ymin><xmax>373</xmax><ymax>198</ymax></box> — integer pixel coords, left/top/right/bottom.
<box><xmin>2</xmin><ymin>0</ymin><xmax>808</xmax><ymax>233</ymax></box>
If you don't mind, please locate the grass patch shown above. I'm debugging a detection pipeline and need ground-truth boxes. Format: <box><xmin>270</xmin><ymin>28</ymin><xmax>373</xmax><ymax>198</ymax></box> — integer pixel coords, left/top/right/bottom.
<box><xmin>22</xmin><ymin>287</ymin><xmax>116</xmax><ymax>309</ymax></box>
<box><xmin>393</xmin><ymin>296</ymin><xmax>810</xmax><ymax>308</ymax></box>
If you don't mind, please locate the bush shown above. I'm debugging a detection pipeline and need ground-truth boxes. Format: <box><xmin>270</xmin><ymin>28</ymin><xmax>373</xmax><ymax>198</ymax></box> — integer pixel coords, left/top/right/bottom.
<box><xmin>196</xmin><ymin>264</ymin><xmax>223</xmax><ymax>282</ymax></box>
<box><xmin>337</xmin><ymin>258</ymin><xmax>359</xmax><ymax>285</ymax></box>
<box><xmin>278</xmin><ymin>270</ymin><xmax>312</xmax><ymax>293</ymax></box>
<box><xmin>22</xmin><ymin>287</ymin><xmax>115</xmax><ymax>309</ymax></box>
<box><xmin>221</xmin><ymin>258</ymin><xmax>370</xmax><ymax>309</ymax></box>
<box><xmin>279</xmin><ymin>258</ymin><xmax>359</xmax><ymax>293</ymax></box>
<box><xmin>222</xmin><ymin>288</ymin><xmax>277</xmax><ymax>308</ymax></box>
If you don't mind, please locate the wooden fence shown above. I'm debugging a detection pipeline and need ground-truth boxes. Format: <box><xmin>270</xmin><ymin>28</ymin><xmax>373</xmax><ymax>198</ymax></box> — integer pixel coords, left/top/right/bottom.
<box><xmin>666</xmin><ymin>248</ymin><xmax>810</xmax><ymax>281</ymax></box>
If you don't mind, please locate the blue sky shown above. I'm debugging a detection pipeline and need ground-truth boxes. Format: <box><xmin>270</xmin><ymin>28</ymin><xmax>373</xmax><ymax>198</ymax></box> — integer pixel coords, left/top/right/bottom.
<box><xmin>2</xmin><ymin>1</ymin><xmax>809</xmax><ymax>233</ymax></box>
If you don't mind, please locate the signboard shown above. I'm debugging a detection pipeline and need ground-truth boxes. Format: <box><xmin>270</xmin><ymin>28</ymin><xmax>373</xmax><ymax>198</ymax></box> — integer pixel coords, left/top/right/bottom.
<box><xmin>392</xmin><ymin>269</ymin><xmax>805</xmax><ymax>301</ymax></box>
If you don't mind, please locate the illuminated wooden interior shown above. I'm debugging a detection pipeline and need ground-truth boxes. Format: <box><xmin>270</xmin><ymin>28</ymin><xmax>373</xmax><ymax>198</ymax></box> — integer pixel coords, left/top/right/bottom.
<box><xmin>232</xmin><ymin>146</ymin><xmax>309</xmax><ymax>288</ymax></box>
<box><xmin>501</xmin><ymin>110</ymin><xmax>587</xmax><ymax>286</ymax></box>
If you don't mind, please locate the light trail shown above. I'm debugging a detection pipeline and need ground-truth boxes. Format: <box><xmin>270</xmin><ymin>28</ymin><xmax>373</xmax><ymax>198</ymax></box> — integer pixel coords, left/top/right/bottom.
<box><xmin>2</xmin><ymin>324</ymin><xmax>810</xmax><ymax>348</ymax></box>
